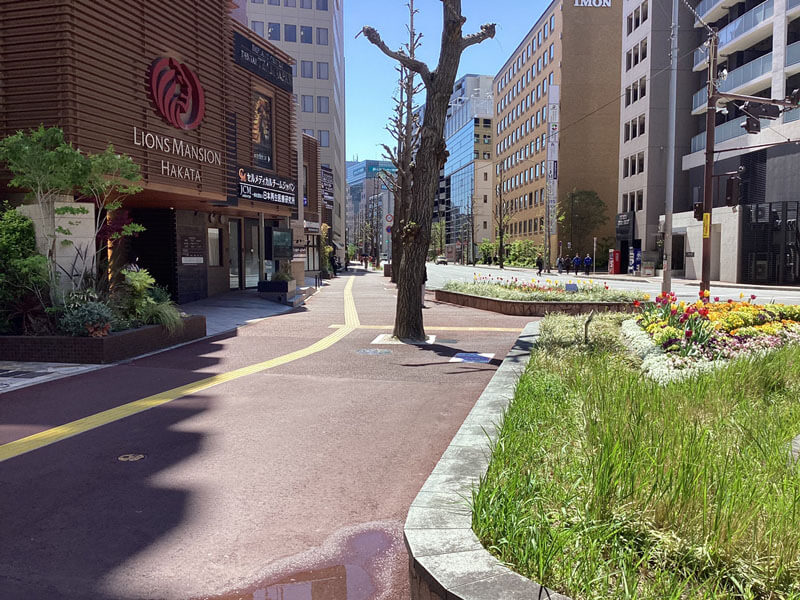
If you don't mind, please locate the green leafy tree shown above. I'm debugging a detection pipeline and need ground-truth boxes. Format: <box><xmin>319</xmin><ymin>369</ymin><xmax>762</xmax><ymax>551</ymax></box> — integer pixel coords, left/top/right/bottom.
<box><xmin>0</xmin><ymin>125</ymin><xmax>89</xmax><ymax>302</ymax></box>
<box><xmin>76</xmin><ymin>144</ymin><xmax>144</xmax><ymax>291</ymax></box>
<box><xmin>430</xmin><ymin>220</ymin><xmax>445</xmax><ymax>258</ymax></box>
<box><xmin>560</xmin><ymin>189</ymin><xmax>609</xmax><ymax>254</ymax></box>
<box><xmin>478</xmin><ymin>240</ymin><xmax>496</xmax><ymax>264</ymax></box>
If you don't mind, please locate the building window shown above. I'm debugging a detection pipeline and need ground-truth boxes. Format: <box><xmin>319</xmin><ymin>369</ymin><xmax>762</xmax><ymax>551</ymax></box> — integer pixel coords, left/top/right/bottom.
<box><xmin>300</xmin><ymin>25</ymin><xmax>313</xmax><ymax>43</ymax></box>
<box><xmin>317</xmin><ymin>27</ymin><xmax>328</xmax><ymax>45</ymax></box>
<box><xmin>285</xmin><ymin>0</ymin><xmax>296</xmax><ymax>5</ymax></box>
<box><xmin>251</xmin><ymin>21</ymin><xmax>264</xmax><ymax>37</ymax></box>
<box><xmin>622</xmin><ymin>193</ymin><xmax>628</xmax><ymax>212</ymax></box>
<box><xmin>208</xmin><ymin>228</ymin><xmax>222</xmax><ymax>267</ymax></box>
<box><xmin>252</xmin><ymin>0</ymin><xmax>264</xmax><ymax>3</ymax></box>
<box><xmin>483</xmin><ymin>220</ymin><xmax>488</xmax><ymax>229</ymax></box>
<box><xmin>267</xmin><ymin>22</ymin><xmax>280</xmax><ymax>41</ymax></box>
<box><xmin>638</xmin><ymin>152</ymin><xmax>645</xmax><ymax>173</ymax></box>
<box><xmin>302</xmin><ymin>128</ymin><xmax>314</xmax><ymax>136</ymax></box>
<box><xmin>317</xmin><ymin>95</ymin><xmax>329</xmax><ymax>113</ymax></box>
<box><xmin>317</xmin><ymin>0</ymin><xmax>328</xmax><ymax>8</ymax></box>
<box><xmin>300</xmin><ymin>0</ymin><xmax>311</xmax><ymax>7</ymax></box>
<box><xmin>636</xmin><ymin>189</ymin><xmax>644</xmax><ymax>211</ymax></box>
<box><xmin>302</xmin><ymin>95</ymin><xmax>313</xmax><ymax>112</ymax></box>
<box><xmin>285</xmin><ymin>24</ymin><xmax>297</xmax><ymax>42</ymax></box>
<box><xmin>317</xmin><ymin>61</ymin><xmax>329</xmax><ymax>79</ymax></box>
<box><xmin>301</xmin><ymin>60</ymin><xmax>313</xmax><ymax>78</ymax></box>
<box><xmin>318</xmin><ymin>130</ymin><xmax>330</xmax><ymax>147</ymax></box>
<box><xmin>623</xmin><ymin>158</ymin><xmax>629</xmax><ymax>178</ymax></box>
<box><xmin>268</xmin><ymin>0</ymin><xmax>279</xmax><ymax>4</ymax></box>
<box><xmin>483</xmin><ymin>194</ymin><xmax>488</xmax><ymax>203</ymax></box>
<box><xmin>550</xmin><ymin>14</ymin><xmax>555</xmax><ymax>30</ymax></box>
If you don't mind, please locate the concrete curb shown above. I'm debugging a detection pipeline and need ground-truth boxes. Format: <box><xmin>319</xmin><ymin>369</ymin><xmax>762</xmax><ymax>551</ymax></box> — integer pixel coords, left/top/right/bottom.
<box><xmin>435</xmin><ymin>289</ymin><xmax>636</xmax><ymax>317</ymax></box>
<box><xmin>404</xmin><ymin>321</ymin><xmax>571</xmax><ymax>600</ymax></box>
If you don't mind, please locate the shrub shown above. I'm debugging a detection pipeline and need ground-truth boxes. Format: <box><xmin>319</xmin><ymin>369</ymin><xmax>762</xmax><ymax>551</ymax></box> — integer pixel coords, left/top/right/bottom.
<box><xmin>0</xmin><ymin>208</ymin><xmax>50</xmax><ymax>334</ymax></box>
<box><xmin>148</xmin><ymin>284</ymin><xmax>172</xmax><ymax>304</ymax></box>
<box><xmin>59</xmin><ymin>301</ymin><xmax>113</xmax><ymax>337</ymax></box>
<box><xmin>139</xmin><ymin>300</ymin><xmax>182</xmax><ymax>335</ymax></box>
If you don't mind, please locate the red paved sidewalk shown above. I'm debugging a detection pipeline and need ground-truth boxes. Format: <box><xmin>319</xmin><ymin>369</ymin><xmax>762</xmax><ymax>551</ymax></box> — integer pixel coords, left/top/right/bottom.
<box><xmin>0</xmin><ymin>269</ymin><xmax>533</xmax><ymax>600</ymax></box>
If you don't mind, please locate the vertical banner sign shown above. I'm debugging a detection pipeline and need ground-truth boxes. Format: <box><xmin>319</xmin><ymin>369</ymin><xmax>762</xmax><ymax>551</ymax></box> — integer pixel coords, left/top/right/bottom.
<box><xmin>321</xmin><ymin>166</ymin><xmax>334</xmax><ymax>210</ymax></box>
<box><xmin>546</xmin><ymin>85</ymin><xmax>560</xmax><ymax>235</ymax></box>
<box><xmin>703</xmin><ymin>213</ymin><xmax>710</xmax><ymax>238</ymax></box>
<box><xmin>252</xmin><ymin>92</ymin><xmax>274</xmax><ymax>170</ymax></box>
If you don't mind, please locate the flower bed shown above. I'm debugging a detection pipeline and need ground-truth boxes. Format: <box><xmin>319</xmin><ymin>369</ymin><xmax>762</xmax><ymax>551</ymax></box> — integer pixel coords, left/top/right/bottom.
<box><xmin>627</xmin><ymin>291</ymin><xmax>800</xmax><ymax>382</ymax></box>
<box><xmin>473</xmin><ymin>313</ymin><xmax>800</xmax><ymax>599</ymax></box>
<box><xmin>443</xmin><ymin>274</ymin><xmax>647</xmax><ymax>303</ymax></box>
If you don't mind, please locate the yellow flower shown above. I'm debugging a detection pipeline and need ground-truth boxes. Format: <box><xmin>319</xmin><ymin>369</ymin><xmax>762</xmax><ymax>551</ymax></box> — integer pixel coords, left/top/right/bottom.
<box><xmin>643</xmin><ymin>293</ymin><xmax>650</xmax><ymax>300</ymax></box>
<box><xmin>740</xmin><ymin>292</ymin><xmax>745</xmax><ymax>299</ymax></box>
<box><xmin>703</xmin><ymin>290</ymin><xmax>710</xmax><ymax>298</ymax></box>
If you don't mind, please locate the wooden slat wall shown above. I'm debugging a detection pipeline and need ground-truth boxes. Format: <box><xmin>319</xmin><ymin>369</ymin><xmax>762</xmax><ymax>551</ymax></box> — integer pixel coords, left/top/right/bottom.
<box><xmin>1</xmin><ymin>1</ymin><xmax>298</xmax><ymax>211</ymax></box>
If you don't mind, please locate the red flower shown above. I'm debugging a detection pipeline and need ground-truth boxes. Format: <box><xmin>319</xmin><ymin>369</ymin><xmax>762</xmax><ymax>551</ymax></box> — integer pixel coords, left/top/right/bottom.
<box><xmin>685</xmin><ymin>329</ymin><xmax>693</xmax><ymax>338</ymax></box>
<box><xmin>750</xmin><ymin>294</ymin><xmax>757</xmax><ymax>300</ymax></box>
<box><xmin>633</xmin><ymin>300</ymin><xmax>640</xmax><ymax>307</ymax></box>
<box><xmin>714</xmin><ymin>297</ymin><xmax>719</xmax><ymax>302</ymax></box>
<box><xmin>728</xmin><ymin>299</ymin><xmax>734</xmax><ymax>304</ymax></box>
<box><xmin>699</xmin><ymin>291</ymin><xmax>704</xmax><ymax>298</ymax></box>
<box><xmin>671</xmin><ymin>308</ymin><xmax>678</xmax><ymax>316</ymax></box>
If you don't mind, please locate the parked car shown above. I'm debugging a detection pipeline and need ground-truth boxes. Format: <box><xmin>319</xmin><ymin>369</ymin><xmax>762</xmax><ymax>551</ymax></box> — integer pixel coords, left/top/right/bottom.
<box><xmin>435</xmin><ymin>255</ymin><xmax>448</xmax><ymax>265</ymax></box>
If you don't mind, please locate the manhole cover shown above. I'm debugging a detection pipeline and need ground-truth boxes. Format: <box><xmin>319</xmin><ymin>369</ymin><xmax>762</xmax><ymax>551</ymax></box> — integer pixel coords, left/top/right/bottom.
<box><xmin>357</xmin><ymin>349</ymin><xmax>392</xmax><ymax>355</ymax></box>
<box><xmin>117</xmin><ymin>453</ymin><xmax>146</xmax><ymax>462</ymax></box>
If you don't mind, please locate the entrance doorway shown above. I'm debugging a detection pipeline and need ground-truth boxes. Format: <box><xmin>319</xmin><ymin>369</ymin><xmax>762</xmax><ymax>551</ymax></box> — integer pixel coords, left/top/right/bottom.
<box><xmin>671</xmin><ymin>235</ymin><xmax>685</xmax><ymax>274</ymax></box>
<box><xmin>229</xmin><ymin>220</ymin><xmax>241</xmax><ymax>290</ymax></box>
<box><xmin>243</xmin><ymin>218</ymin><xmax>260</xmax><ymax>288</ymax></box>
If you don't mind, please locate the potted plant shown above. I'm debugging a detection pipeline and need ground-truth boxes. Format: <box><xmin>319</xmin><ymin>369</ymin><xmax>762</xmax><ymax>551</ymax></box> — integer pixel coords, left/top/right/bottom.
<box><xmin>258</xmin><ymin>264</ymin><xmax>296</xmax><ymax>295</ymax></box>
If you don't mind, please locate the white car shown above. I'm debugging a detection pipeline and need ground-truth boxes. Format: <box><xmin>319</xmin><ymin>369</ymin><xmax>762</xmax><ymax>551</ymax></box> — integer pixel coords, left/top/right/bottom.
<box><xmin>435</xmin><ymin>256</ymin><xmax>448</xmax><ymax>265</ymax></box>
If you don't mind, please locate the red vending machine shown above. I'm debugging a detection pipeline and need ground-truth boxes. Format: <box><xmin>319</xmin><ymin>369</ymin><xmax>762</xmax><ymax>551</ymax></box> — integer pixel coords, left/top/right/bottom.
<box><xmin>608</xmin><ymin>249</ymin><xmax>621</xmax><ymax>274</ymax></box>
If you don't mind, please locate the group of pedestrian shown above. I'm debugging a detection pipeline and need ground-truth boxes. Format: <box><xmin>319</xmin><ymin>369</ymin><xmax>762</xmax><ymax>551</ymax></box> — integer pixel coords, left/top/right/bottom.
<box><xmin>556</xmin><ymin>253</ymin><xmax>592</xmax><ymax>275</ymax></box>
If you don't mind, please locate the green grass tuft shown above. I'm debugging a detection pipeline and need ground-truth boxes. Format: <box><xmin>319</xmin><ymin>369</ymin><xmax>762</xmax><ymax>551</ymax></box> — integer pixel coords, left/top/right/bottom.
<box><xmin>472</xmin><ymin>315</ymin><xmax>800</xmax><ymax>599</ymax></box>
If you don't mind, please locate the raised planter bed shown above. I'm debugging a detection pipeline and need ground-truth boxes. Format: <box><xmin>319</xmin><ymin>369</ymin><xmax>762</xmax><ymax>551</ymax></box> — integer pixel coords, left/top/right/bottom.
<box><xmin>435</xmin><ymin>289</ymin><xmax>637</xmax><ymax>316</ymax></box>
<box><xmin>0</xmin><ymin>315</ymin><xmax>206</xmax><ymax>364</ymax></box>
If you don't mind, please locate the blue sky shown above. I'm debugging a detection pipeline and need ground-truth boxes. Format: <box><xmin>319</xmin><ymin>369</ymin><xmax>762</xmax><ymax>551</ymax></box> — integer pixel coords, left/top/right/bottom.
<box><xmin>344</xmin><ymin>0</ymin><xmax>551</xmax><ymax>162</ymax></box>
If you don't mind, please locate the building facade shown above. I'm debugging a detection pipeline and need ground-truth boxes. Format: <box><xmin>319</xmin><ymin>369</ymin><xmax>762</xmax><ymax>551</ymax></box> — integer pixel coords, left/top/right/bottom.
<box><xmin>437</xmin><ymin>75</ymin><xmax>495</xmax><ymax>263</ymax></box>
<box><xmin>236</xmin><ymin>0</ymin><xmax>346</xmax><ymax>260</ymax></box>
<box><xmin>493</xmin><ymin>0</ymin><xmax>622</xmax><ymax>266</ymax></box>
<box><xmin>676</xmin><ymin>0</ymin><xmax>800</xmax><ymax>284</ymax></box>
<box><xmin>616</xmin><ymin>0</ymin><xmax>697</xmax><ymax>275</ymax></box>
<box><xmin>1</xmin><ymin>1</ymin><xmax>302</xmax><ymax>303</ymax></box>
<box><xmin>345</xmin><ymin>160</ymin><xmax>397</xmax><ymax>259</ymax></box>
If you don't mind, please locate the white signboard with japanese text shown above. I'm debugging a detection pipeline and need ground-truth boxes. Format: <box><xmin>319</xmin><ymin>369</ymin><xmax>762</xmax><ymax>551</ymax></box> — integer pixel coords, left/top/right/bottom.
<box><xmin>546</xmin><ymin>85</ymin><xmax>560</xmax><ymax>235</ymax></box>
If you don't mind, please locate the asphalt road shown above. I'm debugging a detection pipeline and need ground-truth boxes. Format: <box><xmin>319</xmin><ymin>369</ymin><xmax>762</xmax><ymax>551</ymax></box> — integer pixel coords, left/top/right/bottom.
<box><xmin>425</xmin><ymin>261</ymin><xmax>800</xmax><ymax>305</ymax></box>
<box><xmin>0</xmin><ymin>269</ymin><xmax>532</xmax><ymax>600</ymax></box>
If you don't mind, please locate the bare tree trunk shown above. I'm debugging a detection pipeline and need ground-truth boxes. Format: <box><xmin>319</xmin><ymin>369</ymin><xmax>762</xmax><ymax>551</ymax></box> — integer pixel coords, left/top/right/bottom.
<box><xmin>362</xmin><ymin>1</ymin><xmax>495</xmax><ymax>341</ymax></box>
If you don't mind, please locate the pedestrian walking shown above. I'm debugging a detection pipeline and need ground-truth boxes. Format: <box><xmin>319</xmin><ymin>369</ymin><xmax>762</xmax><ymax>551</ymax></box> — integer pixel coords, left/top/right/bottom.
<box><xmin>572</xmin><ymin>254</ymin><xmax>581</xmax><ymax>275</ymax></box>
<box><xmin>330</xmin><ymin>253</ymin><xmax>338</xmax><ymax>277</ymax></box>
<box><xmin>536</xmin><ymin>253</ymin><xmax>544</xmax><ymax>276</ymax></box>
<box><xmin>584</xmin><ymin>253</ymin><xmax>592</xmax><ymax>275</ymax></box>
<box><xmin>557</xmin><ymin>255</ymin><xmax>564</xmax><ymax>274</ymax></box>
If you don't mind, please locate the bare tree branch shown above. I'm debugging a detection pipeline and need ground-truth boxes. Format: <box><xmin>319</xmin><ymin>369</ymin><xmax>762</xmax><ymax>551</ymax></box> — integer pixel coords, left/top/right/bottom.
<box><xmin>461</xmin><ymin>23</ymin><xmax>496</xmax><ymax>51</ymax></box>
<box><xmin>359</xmin><ymin>26</ymin><xmax>432</xmax><ymax>86</ymax></box>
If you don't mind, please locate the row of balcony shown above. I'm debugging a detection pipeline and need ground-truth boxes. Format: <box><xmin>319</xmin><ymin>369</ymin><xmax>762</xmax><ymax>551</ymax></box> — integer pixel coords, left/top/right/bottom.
<box><xmin>695</xmin><ymin>0</ymin><xmax>800</xmax><ymax>30</ymax></box>
<box><xmin>694</xmin><ymin>0</ymin><xmax>774</xmax><ymax>71</ymax></box>
<box><xmin>690</xmin><ymin>116</ymin><xmax>776</xmax><ymax>152</ymax></box>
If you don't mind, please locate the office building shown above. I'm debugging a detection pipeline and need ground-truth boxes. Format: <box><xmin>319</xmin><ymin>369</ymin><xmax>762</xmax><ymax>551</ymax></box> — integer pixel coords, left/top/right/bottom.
<box><xmin>236</xmin><ymin>0</ymin><xmax>346</xmax><ymax>261</ymax></box>
<box><xmin>493</xmin><ymin>0</ymin><xmax>622</xmax><ymax>265</ymax></box>
<box><xmin>345</xmin><ymin>160</ymin><xmax>396</xmax><ymax>258</ymax></box>
<box><xmin>437</xmin><ymin>75</ymin><xmax>495</xmax><ymax>263</ymax></box>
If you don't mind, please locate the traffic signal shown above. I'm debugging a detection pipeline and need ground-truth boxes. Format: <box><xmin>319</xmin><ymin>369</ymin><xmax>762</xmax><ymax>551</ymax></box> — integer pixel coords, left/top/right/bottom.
<box><xmin>741</xmin><ymin>116</ymin><xmax>761</xmax><ymax>134</ymax></box>
<box><xmin>693</xmin><ymin>202</ymin><xmax>704</xmax><ymax>221</ymax></box>
<box><xmin>725</xmin><ymin>176</ymin><xmax>740</xmax><ymax>206</ymax></box>
<box><xmin>742</xmin><ymin>101</ymin><xmax>781</xmax><ymax>120</ymax></box>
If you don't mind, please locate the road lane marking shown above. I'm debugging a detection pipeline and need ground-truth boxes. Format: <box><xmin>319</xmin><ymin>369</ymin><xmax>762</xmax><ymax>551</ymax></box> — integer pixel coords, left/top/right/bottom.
<box><xmin>0</xmin><ymin>278</ymin><xmax>358</xmax><ymax>464</ymax></box>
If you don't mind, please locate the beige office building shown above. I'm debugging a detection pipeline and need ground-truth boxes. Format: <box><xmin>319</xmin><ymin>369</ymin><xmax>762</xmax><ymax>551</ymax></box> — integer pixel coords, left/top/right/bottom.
<box><xmin>493</xmin><ymin>0</ymin><xmax>622</xmax><ymax>265</ymax></box>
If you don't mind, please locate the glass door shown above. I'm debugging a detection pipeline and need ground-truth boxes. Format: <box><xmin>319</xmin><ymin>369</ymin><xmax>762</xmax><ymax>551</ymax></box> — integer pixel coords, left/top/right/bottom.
<box><xmin>229</xmin><ymin>220</ymin><xmax>242</xmax><ymax>289</ymax></box>
<box><xmin>244</xmin><ymin>218</ymin><xmax>260</xmax><ymax>288</ymax></box>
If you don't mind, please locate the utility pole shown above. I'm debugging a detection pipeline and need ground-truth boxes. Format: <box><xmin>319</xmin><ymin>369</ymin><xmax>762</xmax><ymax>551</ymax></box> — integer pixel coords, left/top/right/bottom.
<box><xmin>701</xmin><ymin>33</ymin><xmax>718</xmax><ymax>293</ymax></box>
<box><xmin>662</xmin><ymin>0</ymin><xmax>679</xmax><ymax>294</ymax></box>
<box><xmin>698</xmin><ymin>30</ymin><xmax>799</xmax><ymax>292</ymax></box>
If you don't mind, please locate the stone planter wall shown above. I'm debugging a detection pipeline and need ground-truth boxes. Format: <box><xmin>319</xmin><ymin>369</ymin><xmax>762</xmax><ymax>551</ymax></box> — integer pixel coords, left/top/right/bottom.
<box><xmin>0</xmin><ymin>315</ymin><xmax>206</xmax><ymax>364</ymax></box>
<box><xmin>435</xmin><ymin>289</ymin><xmax>637</xmax><ymax>316</ymax></box>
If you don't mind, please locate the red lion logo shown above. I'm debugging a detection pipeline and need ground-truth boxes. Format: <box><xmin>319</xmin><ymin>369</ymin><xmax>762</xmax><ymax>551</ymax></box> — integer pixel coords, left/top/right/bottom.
<box><xmin>147</xmin><ymin>57</ymin><xmax>206</xmax><ymax>130</ymax></box>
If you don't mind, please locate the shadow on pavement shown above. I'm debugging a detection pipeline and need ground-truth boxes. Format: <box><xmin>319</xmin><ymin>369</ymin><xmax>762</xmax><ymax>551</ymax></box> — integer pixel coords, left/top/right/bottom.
<box><xmin>0</xmin><ymin>400</ymin><xmax>207</xmax><ymax>599</ymax></box>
